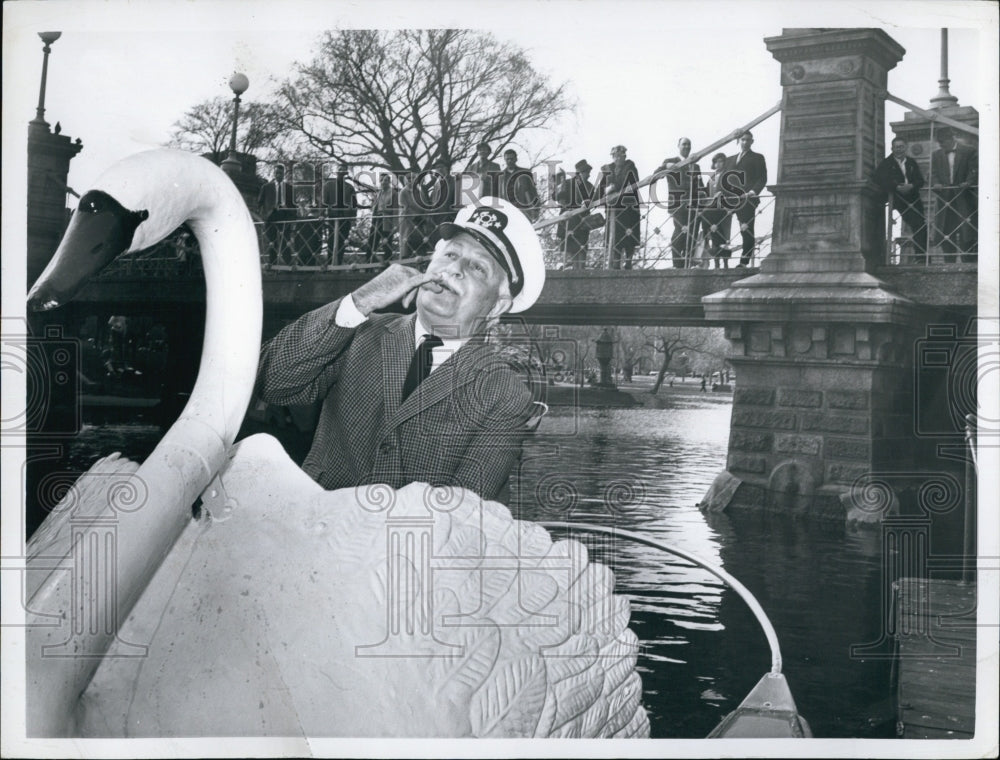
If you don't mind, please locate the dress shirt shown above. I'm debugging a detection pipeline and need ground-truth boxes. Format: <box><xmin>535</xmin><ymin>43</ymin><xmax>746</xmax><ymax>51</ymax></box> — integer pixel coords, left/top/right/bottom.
<box><xmin>895</xmin><ymin>158</ymin><xmax>908</xmax><ymax>182</ymax></box>
<box><xmin>336</xmin><ymin>294</ymin><xmax>465</xmax><ymax>373</ymax></box>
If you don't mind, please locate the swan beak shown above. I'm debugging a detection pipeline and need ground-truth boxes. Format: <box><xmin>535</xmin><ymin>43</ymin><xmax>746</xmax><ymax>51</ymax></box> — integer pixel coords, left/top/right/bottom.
<box><xmin>27</xmin><ymin>190</ymin><xmax>149</xmax><ymax>311</ymax></box>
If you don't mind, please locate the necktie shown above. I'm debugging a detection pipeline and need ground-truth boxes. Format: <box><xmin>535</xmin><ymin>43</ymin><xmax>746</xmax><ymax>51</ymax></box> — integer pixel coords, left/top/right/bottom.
<box><xmin>401</xmin><ymin>335</ymin><xmax>443</xmax><ymax>402</ymax></box>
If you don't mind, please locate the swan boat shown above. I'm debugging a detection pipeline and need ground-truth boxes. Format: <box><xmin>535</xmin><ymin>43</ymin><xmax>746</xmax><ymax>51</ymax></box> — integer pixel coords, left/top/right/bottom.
<box><xmin>25</xmin><ymin>149</ymin><xmax>808</xmax><ymax>739</ymax></box>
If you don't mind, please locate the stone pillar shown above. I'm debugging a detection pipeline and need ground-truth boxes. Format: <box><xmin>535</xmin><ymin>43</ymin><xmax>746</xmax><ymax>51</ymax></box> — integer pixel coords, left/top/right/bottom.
<box><xmin>204</xmin><ymin>150</ymin><xmax>262</xmax><ymax>212</ymax></box>
<box><xmin>27</xmin><ymin>124</ymin><xmax>83</xmax><ymax>287</ymax></box>
<box><xmin>702</xmin><ymin>29</ymin><xmax>918</xmax><ymax>521</ymax></box>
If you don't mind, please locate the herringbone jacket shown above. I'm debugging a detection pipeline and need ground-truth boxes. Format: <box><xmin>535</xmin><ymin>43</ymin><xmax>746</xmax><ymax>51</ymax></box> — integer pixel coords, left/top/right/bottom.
<box><xmin>256</xmin><ymin>300</ymin><xmax>534</xmax><ymax>500</ymax></box>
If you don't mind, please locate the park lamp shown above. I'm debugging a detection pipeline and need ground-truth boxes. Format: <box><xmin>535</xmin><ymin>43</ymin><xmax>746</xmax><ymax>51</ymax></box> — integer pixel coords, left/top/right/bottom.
<box><xmin>31</xmin><ymin>32</ymin><xmax>63</xmax><ymax>130</ymax></box>
<box><xmin>221</xmin><ymin>72</ymin><xmax>250</xmax><ymax>176</ymax></box>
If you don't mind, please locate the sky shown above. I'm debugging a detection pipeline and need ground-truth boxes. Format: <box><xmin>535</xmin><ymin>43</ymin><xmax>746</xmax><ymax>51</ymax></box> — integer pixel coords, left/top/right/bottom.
<box><xmin>1</xmin><ymin>0</ymin><xmax>996</xmax><ymax>204</ymax></box>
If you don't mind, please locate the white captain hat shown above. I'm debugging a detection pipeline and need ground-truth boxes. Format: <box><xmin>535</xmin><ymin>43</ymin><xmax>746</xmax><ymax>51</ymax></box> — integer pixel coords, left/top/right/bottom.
<box><xmin>437</xmin><ymin>196</ymin><xmax>545</xmax><ymax>314</ymax></box>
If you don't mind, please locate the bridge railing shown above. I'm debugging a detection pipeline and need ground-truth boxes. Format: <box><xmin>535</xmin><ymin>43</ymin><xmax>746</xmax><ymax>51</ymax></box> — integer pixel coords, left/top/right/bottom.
<box><xmin>532</xmin><ymin>192</ymin><xmax>775</xmax><ymax>271</ymax></box>
<box><xmin>94</xmin><ymin>230</ymin><xmax>205</xmax><ymax>279</ymax></box>
<box><xmin>885</xmin><ymin>182</ymin><xmax>979</xmax><ymax>265</ymax></box>
<box><xmin>882</xmin><ymin>91</ymin><xmax>979</xmax><ymax>266</ymax></box>
<box><xmin>98</xmin><ymin>103</ymin><xmax>784</xmax><ymax>278</ymax></box>
<box><xmin>246</xmin><ymin>194</ymin><xmax>776</xmax><ymax>274</ymax></box>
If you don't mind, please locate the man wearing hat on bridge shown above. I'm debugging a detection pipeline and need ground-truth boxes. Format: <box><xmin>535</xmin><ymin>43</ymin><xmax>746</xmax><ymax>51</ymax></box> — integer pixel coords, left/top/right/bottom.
<box><xmin>257</xmin><ymin>196</ymin><xmax>546</xmax><ymax>501</ymax></box>
<box><xmin>552</xmin><ymin>160</ymin><xmax>597</xmax><ymax>269</ymax></box>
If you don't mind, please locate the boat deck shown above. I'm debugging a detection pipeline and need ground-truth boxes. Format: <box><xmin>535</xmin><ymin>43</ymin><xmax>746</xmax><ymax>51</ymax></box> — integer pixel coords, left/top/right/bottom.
<box><xmin>895</xmin><ymin>577</ymin><xmax>977</xmax><ymax>739</ymax></box>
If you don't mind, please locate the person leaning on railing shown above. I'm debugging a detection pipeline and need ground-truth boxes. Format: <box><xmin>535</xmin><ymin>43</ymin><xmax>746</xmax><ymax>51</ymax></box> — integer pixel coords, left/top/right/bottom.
<box><xmin>658</xmin><ymin>137</ymin><xmax>703</xmax><ymax>269</ymax></box>
<box><xmin>258</xmin><ymin>164</ymin><xmax>297</xmax><ymax>267</ymax></box>
<box><xmin>700</xmin><ymin>153</ymin><xmax>737</xmax><ymax>269</ymax></box>
<box><xmin>366</xmin><ymin>173</ymin><xmax>400</xmax><ymax>264</ymax></box>
<box><xmin>872</xmin><ymin>136</ymin><xmax>927</xmax><ymax>259</ymax></box>
<box><xmin>551</xmin><ymin>160</ymin><xmax>598</xmax><ymax>270</ymax></box>
<box><xmin>322</xmin><ymin>165</ymin><xmax>359</xmax><ymax>266</ymax></box>
<box><xmin>499</xmin><ymin>149</ymin><xmax>541</xmax><ymax>222</ymax></box>
<box><xmin>397</xmin><ymin>171</ymin><xmax>430</xmax><ymax>260</ymax></box>
<box><xmin>727</xmin><ymin>131</ymin><xmax>767</xmax><ymax>268</ymax></box>
<box><xmin>930</xmin><ymin>127</ymin><xmax>978</xmax><ymax>263</ymax></box>
<box><xmin>597</xmin><ymin>145</ymin><xmax>641</xmax><ymax>270</ymax></box>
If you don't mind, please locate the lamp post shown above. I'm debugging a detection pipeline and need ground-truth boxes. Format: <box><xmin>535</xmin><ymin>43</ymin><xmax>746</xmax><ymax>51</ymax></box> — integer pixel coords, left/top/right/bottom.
<box><xmin>220</xmin><ymin>72</ymin><xmax>249</xmax><ymax>176</ymax></box>
<box><xmin>30</xmin><ymin>31</ymin><xmax>62</xmax><ymax>133</ymax></box>
<box><xmin>930</xmin><ymin>28</ymin><xmax>959</xmax><ymax>108</ymax></box>
<box><xmin>595</xmin><ymin>328</ymin><xmax>616</xmax><ymax>388</ymax></box>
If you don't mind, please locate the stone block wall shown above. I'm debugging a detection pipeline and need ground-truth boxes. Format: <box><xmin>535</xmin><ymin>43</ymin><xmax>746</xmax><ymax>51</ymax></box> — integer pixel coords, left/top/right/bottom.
<box><xmin>723</xmin><ymin>320</ymin><xmax>913</xmax><ymax>518</ymax></box>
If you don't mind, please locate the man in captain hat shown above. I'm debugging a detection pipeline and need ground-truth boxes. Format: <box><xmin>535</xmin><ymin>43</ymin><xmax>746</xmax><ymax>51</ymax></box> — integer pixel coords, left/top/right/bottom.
<box><xmin>257</xmin><ymin>196</ymin><xmax>546</xmax><ymax>501</ymax></box>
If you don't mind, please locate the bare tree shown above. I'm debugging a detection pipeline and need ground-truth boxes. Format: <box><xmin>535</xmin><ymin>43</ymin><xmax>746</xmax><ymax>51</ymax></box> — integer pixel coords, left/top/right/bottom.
<box><xmin>277</xmin><ymin>30</ymin><xmax>574</xmax><ymax>173</ymax></box>
<box><xmin>167</xmin><ymin>97</ymin><xmax>292</xmax><ymax>160</ymax></box>
<box><xmin>614</xmin><ymin>327</ymin><xmax>653</xmax><ymax>382</ymax></box>
<box><xmin>645</xmin><ymin>327</ymin><xmax>720</xmax><ymax>395</ymax></box>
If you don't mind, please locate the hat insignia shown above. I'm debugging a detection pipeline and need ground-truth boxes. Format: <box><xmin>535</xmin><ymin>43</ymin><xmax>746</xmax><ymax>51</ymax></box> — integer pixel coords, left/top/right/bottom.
<box><xmin>469</xmin><ymin>207</ymin><xmax>507</xmax><ymax>233</ymax></box>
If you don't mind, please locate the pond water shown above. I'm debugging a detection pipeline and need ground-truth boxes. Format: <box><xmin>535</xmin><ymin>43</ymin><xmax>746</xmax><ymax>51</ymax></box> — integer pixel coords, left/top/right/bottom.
<box><xmin>510</xmin><ymin>396</ymin><xmax>895</xmax><ymax>739</ymax></box>
<box><xmin>38</xmin><ymin>392</ymin><xmax>896</xmax><ymax>738</ymax></box>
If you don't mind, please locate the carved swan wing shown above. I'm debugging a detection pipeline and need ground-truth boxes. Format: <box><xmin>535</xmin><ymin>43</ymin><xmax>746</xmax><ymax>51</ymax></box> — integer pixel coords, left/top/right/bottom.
<box><xmin>78</xmin><ymin>435</ymin><xmax>649</xmax><ymax>737</ymax></box>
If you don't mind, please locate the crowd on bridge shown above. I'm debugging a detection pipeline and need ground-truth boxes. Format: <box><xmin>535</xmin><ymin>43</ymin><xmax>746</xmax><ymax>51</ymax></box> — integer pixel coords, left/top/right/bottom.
<box><xmin>254</xmin><ymin>124</ymin><xmax>978</xmax><ymax>271</ymax></box>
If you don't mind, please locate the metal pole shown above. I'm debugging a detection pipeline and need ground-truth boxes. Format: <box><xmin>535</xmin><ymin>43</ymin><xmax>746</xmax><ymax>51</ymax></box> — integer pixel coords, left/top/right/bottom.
<box><xmin>927</xmin><ymin>120</ymin><xmax>935</xmax><ymax>265</ymax></box>
<box><xmin>940</xmin><ymin>29</ymin><xmax>948</xmax><ymax>86</ymax></box>
<box><xmin>886</xmin><ymin>195</ymin><xmax>895</xmax><ymax>265</ymax></box>
<box><xmin>32</xmin><ymin>32</ymin><xmax>62</xmax><ymax>128</ymax></box>
<box><xmin>962</xmin><ymin>414</ymin><xmax>977</xmax><ymax>585</ymax></box>
<box><xmin>228</xmin><ymin>93</ymin><xmax>242</xmax><ymax>155</ymax></box>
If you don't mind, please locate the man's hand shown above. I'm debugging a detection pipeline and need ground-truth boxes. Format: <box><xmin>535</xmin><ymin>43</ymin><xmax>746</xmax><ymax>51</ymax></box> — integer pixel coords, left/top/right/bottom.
<box><xmin>898</xmin><ymin>183</ymin><xmax>913</xmax><ymax>194</ymax></box>
<box><xmin>352</xmin><ymin>264</ymin><xmax>443</xmax><ymax>315</ymax></box>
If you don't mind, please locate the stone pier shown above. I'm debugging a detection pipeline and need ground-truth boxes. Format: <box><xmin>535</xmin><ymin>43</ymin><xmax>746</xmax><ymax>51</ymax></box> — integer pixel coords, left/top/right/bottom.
<box><xmin>702</xmin><ymin>28</ymin><xmax>921</xmax><ymax>520</ymax></box>
<box><xmin>27</xmin><ymin>121</ymin><xmax>82</xmax><ymax>287</ymax></box>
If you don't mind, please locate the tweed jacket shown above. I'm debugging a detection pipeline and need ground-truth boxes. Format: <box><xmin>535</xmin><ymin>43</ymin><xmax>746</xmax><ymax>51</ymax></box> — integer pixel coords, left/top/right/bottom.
<box><xmin>256</xmin><ymin>300</ymin><xmax>534</xmax><ymax>500</ymax></box>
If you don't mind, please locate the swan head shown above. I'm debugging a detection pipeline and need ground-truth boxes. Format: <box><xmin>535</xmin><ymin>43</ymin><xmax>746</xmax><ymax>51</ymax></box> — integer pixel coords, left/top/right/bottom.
<box><xmin>27</xmin><ymin>149</ymin><xmax>224</xmax><ymax>311</ymax></box>
<box><xmin>27</xmin><ymin>188</ymin><xmax>148</xmax><ymax>310</ymax></box>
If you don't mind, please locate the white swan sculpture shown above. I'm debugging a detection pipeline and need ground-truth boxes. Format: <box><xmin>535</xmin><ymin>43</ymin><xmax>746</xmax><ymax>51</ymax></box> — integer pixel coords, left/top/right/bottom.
<box><xmin>25</xmin><ymin>149</ymin><xmax>649</xmax><ymax>738</ymax></box>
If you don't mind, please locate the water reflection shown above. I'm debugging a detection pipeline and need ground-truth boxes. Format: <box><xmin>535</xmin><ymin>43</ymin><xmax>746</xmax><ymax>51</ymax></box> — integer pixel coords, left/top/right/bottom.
<box><xmin>511</xmin><ymin>400</ymin><xmax>892</xmax><ymax>739</ymax></box>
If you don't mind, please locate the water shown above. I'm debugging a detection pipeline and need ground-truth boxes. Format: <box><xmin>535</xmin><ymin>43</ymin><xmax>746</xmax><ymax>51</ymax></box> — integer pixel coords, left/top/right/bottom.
<box><xmin>510</xmin><ymin>397</ymin><xmax>894</xmax><ymax>738</ymax></box>
<box><xmin>41</xmin><ymin>395</ymin><xmax>895</xmax><ymax>738</ymax></box>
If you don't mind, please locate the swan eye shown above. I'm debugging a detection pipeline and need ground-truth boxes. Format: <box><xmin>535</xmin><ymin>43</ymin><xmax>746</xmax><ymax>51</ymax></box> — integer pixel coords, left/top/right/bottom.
<box><xmin>78</xmin><ymin>191</ymin><xmax>109</xmax><ymax>214</ymax></box>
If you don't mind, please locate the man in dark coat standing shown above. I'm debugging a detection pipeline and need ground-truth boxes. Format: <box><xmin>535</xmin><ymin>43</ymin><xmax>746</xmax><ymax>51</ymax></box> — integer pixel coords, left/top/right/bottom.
<box><xmin>257</xmin><ymin>164</ymin><xmax>296</xmax><ymax>266</ymax></box>
<box><xmin>727</xmin><ymin>131</ymin><xmax>767</xmax><ymax>267</ymax></box>
<box><xmin>425</xmin><ymin>158</ymin><xmax>459</xmax><ymax>245</ymax></box>
<box><xmin>872</xmin><ymin>136</ymin><xmax>927</xmax><ymax>260</ymax></box>
<box><xmin>658</xmin><ymin>137</ymin><xmax>703</xmax><ymax>269</ymax></box>
<box><xmin>256</xmin><ymin>197</ymin><xmax>547</xmax><ymax>501</ymax></box>
<box><xmin>552</xmin><ymin>160</ymin><xmax>596</xmax><ymax>270</ymax></box>
<box><xmin>596</xmin><ymin>145</ymin><xmax>641</xmax><ymax>270</ymax></box>
<box><xmin>466</xmin><ymin>142</ymin><xmax>501</xmax><ymax>199</ymax></box>
<box><xmin>499</xmin><ymin>149</ymin><xmax>541</xmax><ymax>222</ymax></box>
<box><xmin>929</xmin><ymin>127</ymin><xmax>978</xmax><ymax>262</ymax></box>
<box><xmin>323</xmin><ymin>165</ymin><xmax>358</xmax><ymax>266</ymax></box>
<box><xmin>366</xmin><ymin>173</ymin><xmax>401</xmax><ymax>263</ymax></box>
